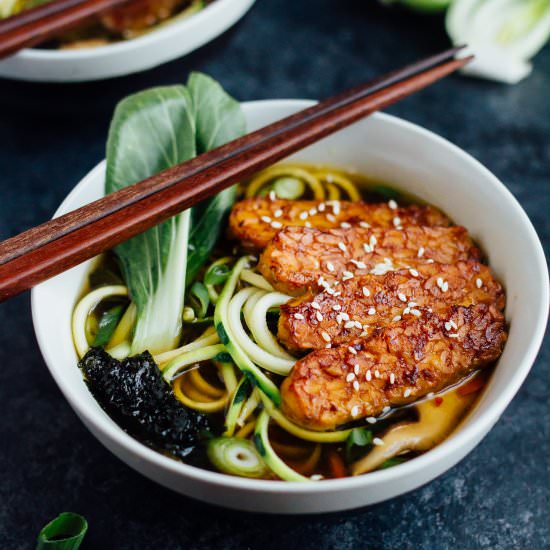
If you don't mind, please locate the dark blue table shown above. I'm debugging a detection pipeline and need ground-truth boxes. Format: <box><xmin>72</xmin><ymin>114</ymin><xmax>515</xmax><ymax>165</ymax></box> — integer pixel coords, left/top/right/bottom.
<box><xmin>0</xmin><ymin>1</ymin><xmax>548</xmax><ymax>548</ymax></box>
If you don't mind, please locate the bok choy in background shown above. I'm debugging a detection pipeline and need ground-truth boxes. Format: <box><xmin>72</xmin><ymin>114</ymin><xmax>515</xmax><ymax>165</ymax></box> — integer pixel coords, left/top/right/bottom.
<box><xmin>105</xmin><ymin>73</ymin><xmax>245</xmax><ymax>355</ymax></box>
<box><xmin>379</xmin><ymin>0</ymin><xmax>550</xmax><ymax>84</ymax></box>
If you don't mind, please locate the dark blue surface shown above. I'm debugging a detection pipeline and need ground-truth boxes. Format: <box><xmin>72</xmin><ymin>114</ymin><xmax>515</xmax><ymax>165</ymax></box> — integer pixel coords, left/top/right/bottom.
<box><xmin>0</xmin><ymin>1</ymin><xmax>549</xmax><ymax>548</ymax></box>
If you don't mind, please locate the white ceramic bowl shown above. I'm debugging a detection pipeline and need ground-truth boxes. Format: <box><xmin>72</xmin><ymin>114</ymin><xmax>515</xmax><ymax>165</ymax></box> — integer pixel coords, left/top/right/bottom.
<box><xmin>32</xmin><ymin>100</ymin><xmax>549</xmax><ymax>514</ymax></box>
<box><xmin>0</xmin><ymin>0</ymin><xmax>255</xmax><ymax>82</ymax></box>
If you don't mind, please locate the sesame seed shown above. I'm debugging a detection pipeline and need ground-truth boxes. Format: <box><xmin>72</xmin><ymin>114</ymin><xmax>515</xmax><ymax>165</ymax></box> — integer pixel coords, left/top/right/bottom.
<box><xmin>299</xmin><ymin>211</ymin><xmax>309</xmax><ymax>220</ymax></box>
<box><xmin>332</xmin><ymin>304</ymin><xmax>342</xmax><ymax>311</ymax></box>
<box><xmin>370</xmin><ymin>235</ymin><xmax>377</xmax><ymax>247</ymax></box>
<box><xmin>309</xmin><ymin>208</ymin><xmax>318</xmax><ymax>216</ymax></box>
<box><xmin>294</xmin><ymin>313</ymin><xmax>304</xmax><ymax>320</ymax></box>
<box><xmin>427</xmin><ymin>258</ymin><xmax>434</xmax><ymax>264</ymax></box>
<box><xmin>354</xmin><ymin>321</ymin><xmax>362</xmax><ymax>329</ymax></box>
<box><xmin>410</xmin><ymin>309</ymin><xmax>421</xmax><ymax>317</ymax></box>
<box><xmin>351</xmin><ymin>406</ymin><xmax>360</xmax><ymax>417</ymax></box>
<box><xmin>373</xmin><ymin>437</ymin><xmax>384</xmax><ymax>446</ymax></box>
<box><xmin>388</xmin><ymin>199</ymin><xmax>398</xmax><ymax>210</ymax></box>
<box><xmin>442</xmin><ymin>281</ymin><xmax>449</xmax><ymax>292</ymax></box>
<box><xmin>366</xmin><ymin>370</ymin><xmax>372</xmax><ymax>381</ymax></box>
<box><xmin>348</xmin><ymin>346</ymin><xmax>357</xmax><ymax>355</ymax></box>
<box><xmin>326</xmin><ymin>288</ymin><xmax>335</xmax><ymax>295</ymax></box>
<box><xmin>353</xmin><ymin>380</ymin><xmax>360</xmax><ymax>391</ymax></box>
<box><xmin>448</xmin><ymin>333</ymin><xmax>459</xmax><ymax>338</ymax></box>
<box><xmin>332</xmin><ymin>202</ymin><xmax>341</xmax><ymax>215</ymax></box>
<box><xmin>390</xmin><ymin>373</ymin><xmax>395</xmax><ymax>384</ymax></box>
<box><xmin>366</xmin><ymin>416</ymin><xmax>377</xmax><ymax>424</ymax></box>
<box><xmin>476</xmin><ymin>278</ymin><xmax>483</xmax><ymax>288</ymax></box>
<box><xmin>340</xmin><ymin>222</ymin><xmax>352</xmax><ymax>229</ymax></box>
<box><xmin>340</xmin><ymin>312</ymin><xmax>350</xmax><ymax>321</ymax></box>
<box><xmin>449</xmin><ymin>320</ymin><xmax>458</xmax><ymax>329</ymax></box>
<box><xmin>311</xmin><ymin>301</ymin><xmax>320</xmax><ymax>310</ymax></box>
<box><xmin>268</xmin><ymin>191</ymin><xmax>276</xmax><ymax>201</ymax></box>
<box><xmin>408</xmin><ymin>301</ymin><xmax>417</xmax><ymax>308</ymax></box>
<box><xmin>316</xmin><ymin>311</ymin><xmax>324</xmax><ymax>322</ymax></box>
<box><xmin>338</xmin><ymin>242</ymin><xmax>347</xmax><ymax>252</ymax></box>
<box><xmin>393</xmin><ymin>217</ymin><xmax>402</xmax><ymax>227</ymax></box>
<box><xmin>409</xmin><ymin>268</ymin><xmax>419</xmax><ymax>277</ymax></box>
<box><xmin>318</xmin><ymin>276</ymin><xmax>325</xmax><ymax>286</ymax></box>
<box><xmin>363</xmin><ymin>287</ymin><xmax>371</xmax><ymax>297</ymax></box>
<box><xmin>437</xmin><ymin>277</ymin><xmax>444</xmax><ymax>287</ymax></box>
<box><xmin>444</xmin><ymin>321</ymin><xmax>453</xmax><ymax>331</ymax></box>
<box><xmin>359</xmin><ymin>221</ymin><xmax>371</xmax><ymax>229</ymax></box>
<box><xmin>326</xmin><ymin>214</ymin><xmax>336</xmax><ymax>223</ymax></box>
<box><xmin>305</xmin><ymin>221</ymin><xmax>312</xmax><ymax>228</ymax></box>
<box><xmin>318</xmin><ymin>203</ymin><xmax>326</xmax><ymax>212</ymax></box>
<box><xmin>321</xmin><ymin>332</ymin><xmax>331</xmax><ymax>342</ymax></box>
<box><xmin>271</xmin><ymin>221</ymin><xmax>283</xmax><ymax>229</ymax></box>
<box><xmin>363</xmin><ymin>243</ymin><xmax>373</xmax><ymax>253</ymax></box>
<box><xmin>403</xmin><ymin>307</ymin><xmax>411</xmax><ymax>315</ymax></box>
<box><xmin>368</xmin><ymin>307</ymin><xmax>376</xmax><ymax>315</ymax></box>
<box><xmin>398</xmin><ymin>292</ymin><xmax>407</xmax><ymax>302</ymax></box>
<box><xmin>274</xmin><ymin>209</ymin><xmax>283</xmax><ymax>218</ymax></box>
<box><xmin>325</xmin><ymin>343</ymin><xmax>332</xmax><ymax>349</ymax></box>
<box><xmin>336</xmin><ymin>314</ymin><xmax>343</xmax><ymax>323</ymax></box>
<box><xmin>344</xmin><ymin>321</ymin><xmax>356</xmax><ymax>329</ymax></box>
<box><xmin>360</xmin><ymin>330</ymin><xmax>368</xmax><ymax>337</ymax></box>
<box><xmin>326</xmin><ymin>261</ymin><xmax>335</xmax><ymax>272</ymax></box>
<box><xmin>353</xmin><ymin>364</ymin><xmax>360</xmax><ymax>374</ymax></box>
<box><xmin>351</xmin><ymin>259</ymin><xmax>367</xmax><ymax>269</ymax></box>
<box><xmin>404</xmin><ymin>389</ymin><xmax>412</xmax><ymax>398</ymax></box>
<box><xmin>382</xmin><ymin>406</ymin><xmax>391</xmax><ymax>414</ymax></box>
<box><xmin>375</xmin><ymin>370</ymin><xmax>381</xmax><ymax>378</ymax></box>
<box><xmin>342</xmin><ymin>271</ymin><xmax>354</xmax><ymax>280</ymax></box>
<box><xmin>261</xmin><ymin>215</ymin><xmax>272</xmax><ymax>223</ymax></box>
<box><xmin>392</xmin><ymin>315</ymin><xmax>402</xmax><ymax>322</ymax></box>
<box><xmin>346</xmin><ymin>373</ymin><xmax>355</xmax><ymax>382</ymax></box>
<box><xmin>418</xmin><ymin>246</ymin><xmax>425</xmax><ymax>258</ymax></box>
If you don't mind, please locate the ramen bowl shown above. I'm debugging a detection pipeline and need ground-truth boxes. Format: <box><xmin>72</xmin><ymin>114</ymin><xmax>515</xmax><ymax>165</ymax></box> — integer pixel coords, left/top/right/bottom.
<box><xmin>31</xmin><ymin>100</ymin><xmax>549</xmax><ymax>514</ymax></box>
<box><xmin>0</xmin><ymin>0</ymin><xmax>255</xmax><ymax>82</ymax></box>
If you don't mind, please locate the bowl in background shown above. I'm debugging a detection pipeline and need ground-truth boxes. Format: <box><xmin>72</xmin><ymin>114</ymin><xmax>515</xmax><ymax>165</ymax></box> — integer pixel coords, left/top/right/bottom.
<box><xmin>31</xmin><ymin>100</ymin><xmax>549</xmax><ymax>513</ymax></box>
<box><xmin>0</xmin><ymin>0</ymin><xmax>256</xmax><ymax>82</ymax></box>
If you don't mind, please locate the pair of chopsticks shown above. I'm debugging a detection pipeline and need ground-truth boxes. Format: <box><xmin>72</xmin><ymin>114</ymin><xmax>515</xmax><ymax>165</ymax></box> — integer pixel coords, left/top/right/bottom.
<box><xmin>0</xmin><ymin>47</ymin><xmax>472</xmax><ymax>302</ymax></box>
<box><xmin>0</xmin><ymin>0</ymin><xmax>132</xmax><ymax>59</ymax></box>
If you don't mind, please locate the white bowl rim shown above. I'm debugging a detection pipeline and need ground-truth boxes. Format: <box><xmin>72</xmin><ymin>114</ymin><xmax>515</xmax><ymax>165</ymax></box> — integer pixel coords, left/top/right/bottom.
<box><xmin>31</xmin><ymin>99</ymin><xmax>550</xmax><ymax>496</ymax></box>
<box><xmin>13</xmin><ymin>0</ymin><xmax>247</xmax><ymax>61</ymax></box>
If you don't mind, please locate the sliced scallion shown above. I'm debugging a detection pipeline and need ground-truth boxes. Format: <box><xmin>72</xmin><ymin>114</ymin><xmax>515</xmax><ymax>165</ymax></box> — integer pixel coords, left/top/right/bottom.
<box><xmin>36</xmin><ymin>512</ymin><xmax>88</xmax><ymax>550</ymax></box>
<box><xmin>207</xmin><ymin>437</ymin><xmax>269</xmax><ymax>478</ymax></box>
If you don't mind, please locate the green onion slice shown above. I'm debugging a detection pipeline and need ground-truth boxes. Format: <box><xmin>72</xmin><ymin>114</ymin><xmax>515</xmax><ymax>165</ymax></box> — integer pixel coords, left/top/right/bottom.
<box><xmin>207</xmin><ymin>437</ymin><xmax>269</xmax><ymax>478</ymax></box>
<box><xmin>36</xmin><ymin>512</ymin><xmax>88</xmax><ymax>550</ymax></box>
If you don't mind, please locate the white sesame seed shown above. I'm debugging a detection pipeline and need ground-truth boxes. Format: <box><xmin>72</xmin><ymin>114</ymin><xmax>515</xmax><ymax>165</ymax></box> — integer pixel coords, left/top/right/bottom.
<box><xmin>388</xmin><ymin>199</ymin><xmax>398</xmax><ymax>210</ymax></box>
<box><xmin>321</xmin><ymin>332</ymin><xmax>331</xmax><ymax>342</ymax></box>
<box><xmin>299</xmin><ymin>211</ymin><xmax>309</xmax><ymax>220</ymax></box>
<box><xmin>360</xmin><ymin>330</ymin><xmax>368</xmax><ymax>337</ymax></box>
<box><xmin>354</xmin><ymin>321</ymin><xmax>362</xmax><ymax>329</ymax></box>
<box><xmin>336</xmin><ymin>314</ymin><xmax>343</xmax><ymax>324</ymax></box>
<box><xmin>445</xmin><ymin>321</ymin><xmax>453</xmax><ymax>331</ymax></box>
<box><xmin>403</xmin><ymin>307</ymin><xmax>411</xmax><ymax>315</ymax></box>
<box><xmin>326</xmin><ymin>261</ymin><xmax>335</xmax><ymax>272</ymax></box>
<box><xmin>332</xmin><ymin>304</ymin><xmax>342</xmax><ymax>311</ymax></box>
<box><xmin>373</xmin><ymin>437</ymin><xmax>384</xmax><ymax>446</ymax></box>
<box><xmin>340</xmin><ymin>222</ymin><xmax>352</xmax><ymax>229</ymax></box>
<box><xmin>366</xmin><ymin>416</ymin><xmax>377</xmax><ymax>424</ymax></box>
<box><xmin>351</xmin><ymin>406</ymin><xmax>360</xmax><ymax>417</ymax></box>
<box><xmin>448</xmin><ymin>333</ymin><xmax>459</xmax><ymax>338</ymax></box>
<box><xmin>353</xmin><ymin>364</ymin><xmax>360</xmax><ymax>374</ymax></box>
<box><xmin>442</xmin><ymin>281</ymin><xmax>449</xmax><ymax>292</ymax></box>
<box><xmin>326</xmin><ymin>214</ymin><xmax>336</xmax><ymax>223</ymax></box>
<box><xmin>393</xmin><ymin>217</ymin><xmax>402</xmax><ymax>227</ymax></box>
<box><xmin>408</xmin><ymin>301</ymin><xmax>417</xmax><ymax>308</ymax></box>
<box><xmin>410</xmin><ymin>309</ymin><xmax>422</xmax><ymax>317</ymax></box>
<box><xmin>348</xmin><ymin>346</ymin><xmax>358</xmax><ymax>355</ymax></box>
<box><xmin>427</xmin><ymin>259</ymin><xmax>434</xmax><ymax>264</ymax></box>
<box><xmin>311</xmin><ymin>301</ymin><xmax>320</xmax><ymax>310</ymax></box>
<box><xmin>362</xmin><ymin>287</ymin><xmax>371</xmax><ymax>297</ymax></box>
<box><xmin>353</xmin><ymin>380</ymin><xmax>360</xmax><ymax>391</ymax></box>
<box><xmin>326</xmin><ymin>287</ymin><xmax>335</xmax><ymax>295</ymax></box>
<box><xmin>417</xmin><ymin>246</ymin><xmax>425</xmax><ymax>258</ymax></box>
<box><xmin>271</xmin><ymin>221</ymin><xmax>283</xmax><ymax>229</ymax></box>
<box><xmin>437</xmin><ymin>277</ymin><xmax>444</xmax><ymax>288</ymax></box>
<box><xmin>294</xmin><ymin>313</ymin><xmax>304</xmax><ymax>320</ymax></box>
<box><xmin>325</xmin><ymin>343</ymin><xmax>332</xmax><ymax>349</ymax></box>
<box><xmin>366</xmin><ymin>370</ymin><xmax>372</xmax><ymax>381</ymax></box>
<box><xmin>450</xmin><ymin>320</ymin><xmax>458</xmax><ymax>329</ymax></box>
<box><xmin>363</xmin><ymin>243</ymin><xmax>373</xmax><ymax>253</ymax></box>
<box><xmin>316</xmin><ymin>311</ymin><xmax>324</xmax><ymax>322</ymax></box>
<box><xmin>392</xmin><ymin>315</ymin><xmax>402</xmax><ymax>322</ymax></box>
<box><xmin>404</xmin><ymin>389</ymin><xmax>412</xmax><ymax>398</ymax></box>
<box><xmin>476</xmin><ymin>278</ymin><xmax>483</xmax><ymax>288</ymax></box>
<box><xmin>305</xmin><ymin>221</ymin><xmax>312</xmax><ymax>228</ymax></box>
<box><xmin>346</xmin><ymin>373</ymin><xmax>355</xmax><ymax>382</ymax></box>
<box><xmin>351</xmin><ymin>259</ymin><xmax>367</xmax><ymax>269</ymax></box>
<box><xmin>390</xmin><ymin>373</ymin><xmax>395</xmax><ymax>384</ymax></box>
<box><xmin>370</xmin><ymin>235</ymin><xmax>377</xmax><ymax>247</ymax></box>
<box><xmin>274</xmin><ymin>209</ymin><xmax>283</xmax><ymax>218</ymax></box>
<box><xmin>375</xmin><ymin>370</ymin><xmax>381</xmax><ymax>378</ymax></box>
<box><xmin>261</xmin><ymin>215</ymin><xmax>272</xmax><ymax>223</ymax></box>
<box><xmin>332</xmin><ymin>202</ymin><xmax>341</xmax><ymax>216</ymax></box>
<box><xmin>338</xmin><ymin>242</ymin><xmax>347</xmax><ymax>252</ymax></box>
<box><xmin>344</xmin><ymin>321</ymin><xmax>356</xmax><ymax>329</ymax></box>
<box><xmin>359</xmin><ymin>221</ymin><xmax>371</xmax><ymax>229</ymax></box>
<box><xmin>409</xmin><ymin>268</ymin><xmax>419</xmax><ymax>277</ymax></box>
<box><xmin>318</xmin><ymin>203</ymin><xmax>326</xmax><ymax>212</ymax></box>
<box><xmin>268</xmin><ymin>191</ymin><xmax>276</xmax><ymax>201</ymax></box>
<box><xmin>340</xmin><ymin>312</ymin><xmax>350</xmax><ymax>321</ymax></box>
<box><xmin>342</xmin><ymin>271</ymin><xmax>354</xmax><ymax>280</ymax></box>
<box><xmin>368</xmin><ymin>307</ymin><xmax>376</xmax><ymax>315</ymax></box>
<box><xmin>309</xmin><ymin>208</ymin><xmax>318</xmax><ymax>216</ymax></box>
<box><xmin>398</xmin><ymin>292</ymin><xmax>407</xmax><ymax>302</ymax></box>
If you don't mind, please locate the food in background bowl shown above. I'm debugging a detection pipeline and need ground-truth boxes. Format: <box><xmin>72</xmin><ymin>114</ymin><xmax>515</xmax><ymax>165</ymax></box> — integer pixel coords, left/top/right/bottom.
<box><xmin>67</xmin><ymin>75</ymin><xmax>508</xmax><ymax>482</ymax></box>
<box><xmin>31</xmin><ymin>93</ymin><xmax>548</xmax><ymax>513</ymax></box>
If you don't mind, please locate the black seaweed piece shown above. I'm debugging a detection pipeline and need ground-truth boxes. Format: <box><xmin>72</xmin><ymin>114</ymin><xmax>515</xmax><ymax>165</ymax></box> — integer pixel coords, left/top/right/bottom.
<box><xmin>79</xmin><ymin>348</ymin><xmax>211</xmax><ymax>463</ymax></box>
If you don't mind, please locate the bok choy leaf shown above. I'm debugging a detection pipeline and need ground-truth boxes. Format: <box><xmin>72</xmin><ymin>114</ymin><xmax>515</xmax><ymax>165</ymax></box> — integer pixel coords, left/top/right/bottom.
<box><xmin>105</xmin><ymin>74</ymin><xmax>245</xmax><ymax>355</ymax></box>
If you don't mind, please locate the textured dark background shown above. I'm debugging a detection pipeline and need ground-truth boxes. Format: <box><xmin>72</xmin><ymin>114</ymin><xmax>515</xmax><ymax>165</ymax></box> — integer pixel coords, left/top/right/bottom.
<box><xmin>0</xmin><ymin>1</ymin><xmax>549</xmax><ymax>548</ymax></box>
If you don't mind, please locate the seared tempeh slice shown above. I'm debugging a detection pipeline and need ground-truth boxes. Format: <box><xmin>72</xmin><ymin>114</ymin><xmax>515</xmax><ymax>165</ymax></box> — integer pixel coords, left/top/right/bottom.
<box><xmin>281</xmin><ymin>304</ymin><xmax>506</xmax><ymax>430</ymax></box>
<box><xmin>229</xmin><ymin>198</ymin><xmax>450</xmax><ymax>249</ymax></box>
<box><xmin>258</xmin><ymin>225</ymin><xmax>481</xmax><ymax>296</ymax></box>
<box><xmin>278</xmin><ymin>260</ymin><xmax>504</xmax><ymax>352</ymax></box>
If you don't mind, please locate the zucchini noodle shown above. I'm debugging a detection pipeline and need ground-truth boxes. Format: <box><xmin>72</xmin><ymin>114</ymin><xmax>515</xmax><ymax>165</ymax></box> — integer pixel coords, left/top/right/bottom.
<box><xmin>107</xmin><ymin>302</ymin><xmax>136</xmax><ymax>349</ymax></box>
<box><xmin>189</xmin><ymin>368</ymin><xmax>225</xmax><ymax>398</ymax></box>
<box><xmin>246</xmin><ymin>165</ymin><xmax>325</xmax><ymax>200</ymax></box>
<box><xmin>313</xmin><ymin>170</ymin><xmax>361</xmax><ymax>201</ymax></box>
<box><xmin>173</xmin><ymin>375</ymin><xmax>228</xmax><ymax>414</ymax></box>
<box><xmin>72</xmin><ymin>285</ymin><xmax>128</xmax><ymax>358</ymax></box>
<box><xmin>154</xmin><ymin>326</ymin><xmax>219</xmax><ymax>365</ymax></box>
<box><xmin>161</xmin><ymin>344</ymin><xmax>225</xmax><ymax>382</ymax></box>
<box><xmin>240</xmin><ymin>269</ymin><xmax>274</xmax><ymax>291</ymax></box>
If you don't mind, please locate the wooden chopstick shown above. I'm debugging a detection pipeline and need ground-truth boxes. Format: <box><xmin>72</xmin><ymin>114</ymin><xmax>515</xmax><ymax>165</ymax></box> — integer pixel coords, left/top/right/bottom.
<box><xmin>0</xmin><ymin>48</ymin><xmax>472</xmax><ymax>301</ymax></box>
<box><xmin>0</xmin><ymin>0</ymin><xmax>132</xmax><ymax>59</ymax></box>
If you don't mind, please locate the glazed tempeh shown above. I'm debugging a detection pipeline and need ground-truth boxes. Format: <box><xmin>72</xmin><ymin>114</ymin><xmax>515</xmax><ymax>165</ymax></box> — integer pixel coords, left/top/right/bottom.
<box><xmin>229</xmin><ymin>198</ymin><xmax>450</xmax><ymax>249</ymax></box>
<box><xmin>278</xmin><ymin>260</ymin><xmax>505</xmax><ymax>352</ymax></box>
<box><xmin>281</xmin><ymin>304</ymin><xmax>507</xmax><ymax>430</ymax></box>
<box><xmin>258</xmin><ymin>225</ymin><xmax>481</xmax><ymax>296</ymax></box>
